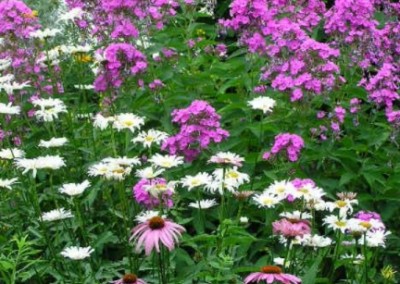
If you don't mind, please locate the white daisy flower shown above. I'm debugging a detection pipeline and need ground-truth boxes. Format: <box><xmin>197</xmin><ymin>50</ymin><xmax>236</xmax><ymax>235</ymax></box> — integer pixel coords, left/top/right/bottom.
<box><xmin>32</xmin><ymin>98</ymin><xmax>67</xmax><ymax>122</ymax></box>
<box><xmin>326</xmin><ymin>198</ymin><xmax>358</xmax><ymax>217</ymax></box>
<box><xmin>280</xmin><ymin>211</ymin><xmax>312</xmax><ymax>220</ymax></box>
<box><xmin>132</xmin><ymin>129</ymin><xmax>168</xmax><ymax>148</ymax></box>
<box><xmin>41</xmin><ymin>208</ymin><xmax>73</xmax><ymax>222</ymax></box>
<box><xmin>265</xmin><ymin>180</ymin><xmax>297</xmax><ymax>199</ymax></box>
<box><xmin>58</xmin><ymin>7</ymin><xmax>85</xmax><ymax>22</ymax></box>
<box><xmin>102</xmin><ymin>156</ymin><xmax>141</xmax><ymax>167</ymax></box>
<box><xmin>253</xmin><ymin>192</ymin><xmax>282</xmax><ymax>208</ymax></box>
<box><xmin>0</xmin><ymin>102</ymin><xmax>20</xmax><ymax>115</ymax></box>
<box><xmin>93</xmin><ymin>113</ymin><xmax>113</xmax><ymax>130</ymax></box>
<box><xmin>39</xmin><ymin>137</ymin><xmax>68</xmax><ymax>148</ymax></box>
<box><xmin>248</xmin><ymin>96</ymin><xmax>276</xmax><ymax>114</ymax></box>
<box><xmin>180</xmin><ymin>172</ymin><xmax>212</xmax><ymax>191</ymax></box>
<box><xmin>0</xmin><ymin>81</ymin><xmax>30</xmax><ymax>95</ymax></box>
<box><xmin>143</xmin><ymin>180</ymin><xmax>176</xmax><ymax>197</ymax></box>
<box><xmin>59</xmin><ymin>180</ymin><xmax>90</xmax><ymax>196</ymax></box>
<box><xmin>0</xmin><ymin>148</ymin><xmax>25</xmax><ymax>159</ymax></box>
<box><xmin>135</xmin><ymin>210</ymin><xmax>165</xmax><ymax>223</ymax></box>
<box><xmin>30</xmin><ymin>28</ymin><xmax>61</xmax><ymax>39</ymax></box>
<box><xmin>0</xmin><ymin>58</ymin><xmax>11</xmax><ymax>71</ymax></box>
<box><xmin>323</xmin><ymin>215</ymin><xmax>348</xmax><ymax>233</ymax></box>
<box><xmin>212</xmin><ymin>167</ymin><xmax>250</xmax><ymax>192</ymax></box>
<box><xmin>341</xmin><ymin>254</ymin><xmax>364</xmax><ymax>264</ymax></box>
<box><xmin>361</xmin><ymin>230</ymin><xmax>390</xmax><ymax>248</ymax></box>
<box><xmin>0</xmin><ymin>74</ymin><xmax>14</xmax><ymax>84</ymax></box>
<box><xmin>208</xmin><ymin>152</ymin><xmax>245</xmax><ymax>167</ymax></box>
<box><xmin>148</xmin><ymin>154</ymin><xmax>184</xmax><ymax>169</ymax></box>
<box><xmin>188</xmin><ymin>199</ymin><xmax>218</xmax><ymax>209</ymax></box>
<box><xmin>297</xmin><ymin>234</ymin><xmax>332</xmax><ymax>248</ymax></box>
<box><xmin>61</xmin><ymin>246</ymin><xmax>94</xmax><ymax>260</ymax></box>
<box><xmin>88</xmin><ymin>157</ymin><xmax>140</xmax><ymax>181</ymax></box>
<box><xmin>0</xmin><ymin>178</ymin><xmax>18</xmax><ymax>190</ymax></box>
<box><xmin>15</xmin><ymin>155</ymin><xmax>66</xmax><ymax>177</ymax></box>
<box><xmin>112</xmin><ymin>113</ymin><xmax>145</xmax><ymax>133</ymax></box>
<box><xmin>135</xmin><ymin>166</ymin><xmax>165</xmax><ymax>179</ymax></box>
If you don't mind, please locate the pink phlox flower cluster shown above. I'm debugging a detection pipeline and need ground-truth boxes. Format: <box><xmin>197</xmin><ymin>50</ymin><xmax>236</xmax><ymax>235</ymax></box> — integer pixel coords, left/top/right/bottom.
<box><xmin>162</xmin><ymin>100</ymin><xmax>229</xmax><ymax>162</ymax></box>
<box><xmin>0</xmin><ymin>0</ymin><xmax>40</xmax><ymax>38</ymax></box>
<box><xmin>94</xmin><ymin>43</ymin><xmax>147</xmax><ymax>92</ymax></box>
<box><xmin>263</xmin><ymin>133</ymin><xmax>304</xmax><ymax>162</ymax></box>
<box><xmin>133</xmin><ymin>178</ymin><xmax>173</xmax><ymax>209</ymax></box>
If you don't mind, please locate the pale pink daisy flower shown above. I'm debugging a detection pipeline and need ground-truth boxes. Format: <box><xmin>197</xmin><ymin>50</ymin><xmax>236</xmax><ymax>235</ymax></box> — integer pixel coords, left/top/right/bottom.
<box><xmin>244</xmin><ymin>265</ymin><xmax>301</xmax><ymax>284</ymax></box>
<box><xmin>130</xmin><ymin>216</ymin><xmax>185</xmax><ymax>255</ymax></box>
<box><xmin>112</xmin><ymin>273</ymin><xmax>147</xmax><ymax>284</ymax></box>
<box><xmin>272</xmin><ymin>218</ymin><xmax>311</xmax><ymax>238</ymax></box>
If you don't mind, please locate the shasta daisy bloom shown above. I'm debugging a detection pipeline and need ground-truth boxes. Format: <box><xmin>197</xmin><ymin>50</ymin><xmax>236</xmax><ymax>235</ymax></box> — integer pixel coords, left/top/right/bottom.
<box><xmin>244</xmin><ymin>266</ymin><xmax>301</xmax><ymax>284</ymax></box>
<box><xmin>112</xmin><ymin>113</ymin><xmax>145</xmax><ymax>133</ymax></box>
<box><xmin>148</xmin><ymin>154</ymin><xmax>184</xmax><ymax>168</ymax></box>
<box><xmin>112</xmin><ymin>273</ymin><xmax>147</xmax><ymax>284</ymax></box>
<box><xmin>323</xmin><ymin>215</ymin><xmax>348</xmax><ymax>233</ymax></box>
<box><xmin>130</xmin><ymin>216</ymin><xmax>185</xmax><ymax>255</ymax></box>
<box><xmin>0</xmin><ymin>178</ymin><xmax>18</xmax><ymax>190</ymax></box>
<box><xmin>253</xmin><ymin>192</ymin><xmax>282</xmax><ymax>208</ymax></box>
<box><xmin>39</xmin><ymin>137</ymin><xmax>68</xmax><ymax>148</ymax></box>
<box><xmin>211</xmin><ymin>167</ymin><xmax>250</xmax><ymax>193</ymax></box>
<box><xmin>15</xmin><ymin>155</ymin><xmax>66</xmax><ymax>177</ymax></box>
<box><xmin>248</xmin><ymin>96</ymin><xmax>276</xmax><ymax>114</ymax></box>
<box><xmin>326</xmin><ymin>198</ymin><xmax>358</xmax><ymax>217</ymax></box>
<box><xmin>180</xmin><ymin>172</ymin><xmax>212</xmax><ymax>190</ymax></box>
<box><xmin>32</xmin><ymin>98</ymin><xmax>67</xmax><ymax>122</ymax></box>
<box><xmin>135</xmin><ymin>166</ymin><xmax>165</xmax><ymax>179</ymax></box>
<box><xmin>188</xmin><ymin>199</ymin><xmax>218</xmax><ymax>209</ymax></box>
<box><xmin>0</xmin><ymin>148</ymin><xmax>25</xmax><ymax>159</ymax></box>
<box><xmin>265</xmin><ymin>180</ymin><xmax>297</xmax><ymax>199</ymax></box>
<box><xmin>61</xmin><ymin>246</ymin><xmax>94</xmax><ymax>260</ymax></box>
<box><xmin>0</xmin><ymin>81</ymin><xmax>30</xmax><ymax>95</ymax></box>
<box><xmin>93</xmin><ymin>113</ymin><xmax>114</xmax><ymax>130</ymax></box>
<box><xmin>0</xmin><ymin>102</ymin><xmax>20</xmax><ymax>115</ymax></box>
<box><xmin>280</xmin><ymin>211</ymin><xmax>312</xmax><ymax>220</ymax></box>
<box><xmin>59</xmin><ymin>180</ymin><xmax>90</xmax><ymax>196</ymax></box>
<box><xmin>297</xmin><ymin>234</ymin><xmax>332</xmax><ymax>248</ymax></box>
<box><xmin>208</xmin><ymin>152</ymin><xmax>245</xmax><ymax>167</ymax></box>
<box><xmin>360</xmin><ymin>230</ymin><xmax>391</xmax><ymax>248</ymax></box>
<box><xmin>30</xmin><ymin>28</ymin><xmax>61</xmax><ymax>39</ymax></box>
<box><xmin>132</xmin><ymin>129</ymin><xmax>169</xmax><ymax>148</ymax></box>
<box><xmin>41</xmin><ymin>208</ymin><xmax>73</xmax><ymax>222</ymax></box>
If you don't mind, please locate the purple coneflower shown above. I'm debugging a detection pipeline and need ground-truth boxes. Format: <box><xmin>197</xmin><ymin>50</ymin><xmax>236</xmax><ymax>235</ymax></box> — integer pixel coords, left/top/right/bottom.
<box><xmin>273</xmin><ymin>218</ymin><xmax>311</xmax><ymax>238</ymax></box>
<box><xmin>113</xmin><ymin>273</ymin><xmax>147</xmax><ymax>284</ymax></box>
<box><xmin>244</xmin><ymin>265</ymin><xmax>301</xmax><ymax>284</ymax></box>
<box><xmin>130</xmin><ymin>216</ymin><xmax>185</xmax><ymax>255</ymax></box>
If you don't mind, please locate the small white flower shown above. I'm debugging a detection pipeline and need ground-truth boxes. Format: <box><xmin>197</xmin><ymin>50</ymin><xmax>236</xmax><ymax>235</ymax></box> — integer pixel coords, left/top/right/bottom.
<box><xmin>0</xmin><ymin>148</ymin><xmax>25</xmax><ymax>159</ymax></box>
<box><xmin>135</xmin><ymin>210</ymin><xmax>165</xmax><ymax>223</ymax></box>
<box><xmin>149</xmin><ymin>154</ymin><xmax>184</xmax><ymax>169</ymax></box>
<box><xmin>323</xmin><ymin>215</ymin><xmax>348</xmax><ymax>233</ymax></box>
<box><xmin>74</xmin><ymin>84</ymin><xmax>94</xmax><ymax>90</ymax></box>
<box><xmin>132</xmin><ymin>129</ymin><xmax>168</xmax><ymax>148</ymax></box>
<box><xmin>211</xmin><ymin>167</ymin><xmax>250</xmax><ymax>193</ymax></box>
<box><xmin>0</xmin><ymin>81</ymin><xmax>30</xmax><ymax>95</ymax></box>
<box><xmin>209</xmin><ymin>152</ymin><xmax>245</xmax><ymax>167</ymax></box>
<box><xmin>93</xmin><ymin>113</ymin><xmax>113</xmax><ymax>130</ymax></box>
<box><xmin>0</xmin><ymin>102</ymin><xmax>20</xmax><ymax>115</ymax></box>
<box><xmin>112</xmin><ymin>113</ymin><xmax>145</xmax><ymax>133</ymax></box>
<box><xmin>61</xmin><ymin>246</ymin><xmax>94</xmax><ymax>260</ymax></box>
<box><xmin>88</xmin><ymin>157</ymin><xmax>140</xmax><ymax>181</ymax></box>
<box><xmin>39</xmin><ymin>137</ymin><xmax>68</xmax><ymax>148</ymax></box>
<box><xmin>41</xmin><ymin>208</ymin><xmax>73</xmax><ymax>222</ymax></box>
<box><xmin>15</xmin><ymin>155</ymin><xmax>66</xmax><ymax>177</ymax></box>
<box><xmin>59</xmin><ymin>180</ymin><xmax>90</xmax><ymax>196</ymax></box>
<box><xmin>248</xmin><ymin>96</ymin><xmax>276</xmax><ymax>114</ymax></box>
<box><xmin>181</xmin><ymin>172</ymin><xmax>212</xmax><ymax>191</ymax></box>
<box><xmin>253</xmin><ymin>192</ymin><xmax>282</xmax><ymax>208</ymax></box>
<box><xmin>30</xmin><ymin>28</ymin><xmax>61</xmax><ymax>39</ymax></box>
<box><xmin>0</xmin><ymin>178</ymin><xmax>18</xmax><ymax>190</ymax></box>
<box><xmin>265</xmin><ymin>180</ymin><xmax>297</xmax><ymax>199</ymax></box>
<box><xmin>188</xmin><ymin>199</ymin><xmax>218</xmax><ymax>209</ymax></box>
<box><xmin>280</xmin><ymin>211</ymin><xmax>312</xmax><ymax>220</ymax></box>
<box><xmin>0</xmin><ymin>58</ymin><xmax>11</xmax><ymax>71</ymax></box>
<box><xmin>58</xmin><ymin>7</ymin><xmax>85</xmax><ymax>22</ymax></box>
<box><xmin>239</xmin><ymin>216</ymin><xmax>249</xmax><ymax>223</ymax></box>
<box><xmin>143</xmin><ymin>180</ymin><xmax>176</xmax><ymax>197</ymax></box>
<box><xmin>135</xmin><ymin>166</ymin><xmax>165</xmax><ymax>179</ymax></box>
<box><xmin>341</xmin><ymin>254</ymin><xmax>364</xmax><ymax>264</ymax></box>
<box><xmin>326</xmin><ymin>199</ymin><xmax>358</xmax><ymax>217</ymax></box>
<box><xmin>361</xmin><ymin>230</ymin><xmax>391</xmax><ymax>248</ymax></box>
<box><xmin>273</xmin><ymin>257</ymin><xmax>289</xmax><ymax>267</ymax></box>
<box><xmin>32</xmin><ymin>98</ymin><xmax>67</xmax><ymax>122</ymax></box>
<box><xmin>298</xmin><ymin>234</ymin><xmax>332</xmax><ymax>248</ymax></box>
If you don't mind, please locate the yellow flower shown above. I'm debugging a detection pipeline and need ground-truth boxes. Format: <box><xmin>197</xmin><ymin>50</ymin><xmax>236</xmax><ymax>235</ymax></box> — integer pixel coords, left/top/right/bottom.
<box><xmin>381</xmin><ymin>265</ymin><xmax>397</xmax><ymax>281</ymax></box>
<box><xmin>74</xmin><ymin>53</ymin><xmax>93</xmax><ymax>63</ymax></box>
